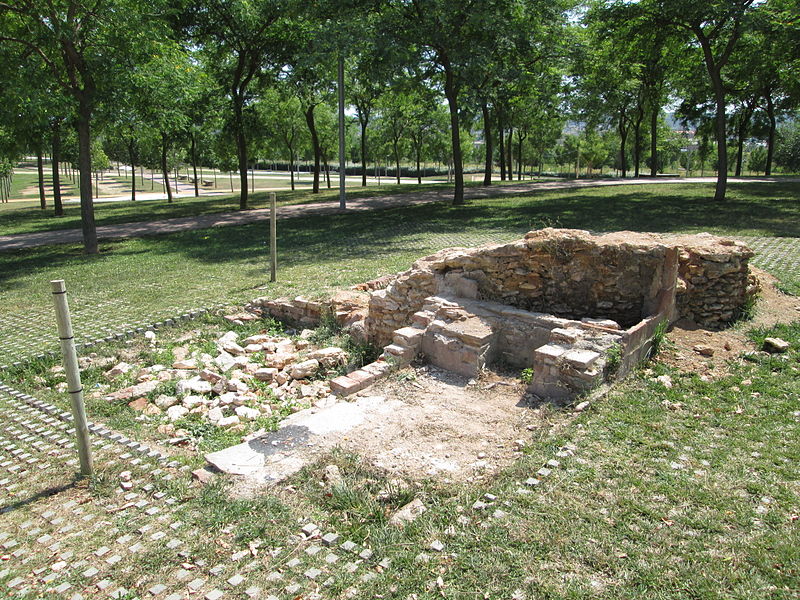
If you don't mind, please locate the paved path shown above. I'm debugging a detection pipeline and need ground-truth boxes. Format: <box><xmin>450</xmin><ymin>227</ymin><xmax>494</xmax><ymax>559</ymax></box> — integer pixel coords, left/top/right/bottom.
<box><xmin>0</xmin><ymin>177</ymin><xmax>786</xmax><ymax>252</ymax></box>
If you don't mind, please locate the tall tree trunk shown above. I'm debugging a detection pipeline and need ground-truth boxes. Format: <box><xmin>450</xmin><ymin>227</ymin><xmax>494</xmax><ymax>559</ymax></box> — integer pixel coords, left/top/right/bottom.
<box><xmin>506</xmin><ymin>129</ymin><xmax>513</xmax><ymax>181</ymax></box>
<box><xmin>233</xmin><ymin>96</ymin><xmax>249</xmax><ymax>209</ymax></box>
<box><xmin>359</xmin><ymin>118</ymin><xmax>368</xmax><ymax>187</ymax></box>
<box><xmin>191</xmin><ymin>134</ymin><xmax>199</xmax><ymax>197</ymax></box>
<box><xmin>517</xmin><ymin>133</ymin><xmax>524</xmax><ymax>181</ymax></box>
<box><xmin>322</xmin><ymin>152</ymin><xmax>331</xmax><ymax>189</ymax></box>
<box><xmin>481</xmin><ymin>103</ymin><xmax>493</xmax><ymax>186</ymax></box>
<box><xmin>289</xmin><ymin>149</ymin><xmax>295</xmax><ymax>191</ymax></box>
<box><xmin>618</xmin><ymin>108</ymin><xmax>628</xmax><ymax>178</ymax></box>
<box><xmin>161</xmin><ymin>133</ymin><xmax>173</xmax><ymax>203</ymax></box>
<box><xmin>443</xmin><ymin>67</ymin><xmax>464</xmax><ymax>205</ymax></box>
<box><xmin>305</xmin><ymin>104</ymin><xmax>321</xmax><ymax>193</ymax></box>
<box><xmin>393</xmin><ymin>139</ymin><xmax>401</xmax><ymax>185</ymax></box>
<box><xmin>734</xmin><ymin>109</ymin><xmax>750</xmax><ymax>177</ymax></box>
<box><xmin>36</xmin><ymin>149</ymin><xmax>46</xmax><ymax>210</ymax></box>
<box><xmin>650</xmin><ymin>103</ymin><xmax>658</xmax><ymax>176</ymax></box>
<box><xmin>128</xmin><ymin>139</ymin><xmax>137</xmax><ymax>202</ymax></box>
<box><xmin>765</xmin><ymin>94</ymin><xmax>776</xmax><ymax>176</ymax></box>
<box><xmin>76</xmin><ymin>99</ymin><xmax>98</xmax><ymax>253</ymax></box>
<box><xmin>416</xmin><ymin>145</ymin><xmax>422</xmax><ymax>184</ymax></box>
<box><xmin>52</xmin><ymin>126</ymin><xmax>63</xmax><ymax>216</ymax></box>
<box><xmin>498</xmin><ymin>114</ymin><xmax>506</xmax><ymax>181</ymax></box>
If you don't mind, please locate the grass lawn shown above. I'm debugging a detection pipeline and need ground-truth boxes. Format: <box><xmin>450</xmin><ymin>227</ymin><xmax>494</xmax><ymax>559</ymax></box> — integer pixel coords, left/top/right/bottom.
<box><xmin>0</xmin><ymin>180</ymin><xmax>459</xmax><ymax>237</ymax></box>
<box><xmin>0</xmin><ymin>182</ymin><xmax>798</xmax><ymax>348</ymax></box>
<box><xmin>0</xmin><ymin>180</ymin><xmax>798</xmax><ymax>598</ymax></box>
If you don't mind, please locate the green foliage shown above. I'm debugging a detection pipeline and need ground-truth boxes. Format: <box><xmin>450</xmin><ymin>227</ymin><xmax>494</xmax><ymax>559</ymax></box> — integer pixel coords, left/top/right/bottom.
<box><xmin>647</xmin><ymin>319</ymin><xmax>670</xmax><ymax>359</ymax></box>
<box><xmin>520</xmin><ymin>367</ymin><xmax>534</xmax><ymax>384</ymax></box>
<box><xmin>775</xmin><ymin>121</ymin><xmax>800</xmax><ymax>172</ymax></box>
<box><xmin>605</xmin><ymin>342</ymin><xmax>621</xmax><ymax>376</ymax></box>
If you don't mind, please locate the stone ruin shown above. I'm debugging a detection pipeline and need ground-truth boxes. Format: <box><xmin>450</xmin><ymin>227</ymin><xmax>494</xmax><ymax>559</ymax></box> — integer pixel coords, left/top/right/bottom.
<box><xmin>249</xmin><ymin>229</ymin><xmax>758</xmax><ymax>400</ymax></box>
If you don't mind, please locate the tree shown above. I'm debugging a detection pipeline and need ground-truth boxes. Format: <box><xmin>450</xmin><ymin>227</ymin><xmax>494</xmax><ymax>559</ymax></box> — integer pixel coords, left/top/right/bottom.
<box><xmin>184</xmin><ymin>0</ymin><xmax>294</xmax><ymax>209</ymax></box>
<box><xmin>0</xmin><ymin>0</ymin><xmax>167</xmax><ymax>253</ymax></box>
<box><xmin>643</xmin><ymin>0</ymin><xmax>759</xmax><ymax>200</ymax></box>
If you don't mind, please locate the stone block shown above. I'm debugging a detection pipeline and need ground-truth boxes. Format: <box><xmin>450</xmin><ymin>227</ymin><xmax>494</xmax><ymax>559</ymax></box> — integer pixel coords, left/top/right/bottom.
<box><xmin>562</xmin><ymin>349</ymin><xmax>600</xmax><ymax>369</ymax></box>
<box><xmin>392</xmin><ymin>326</ymin><xmax>425</xmax><ymax>348</ymax></box>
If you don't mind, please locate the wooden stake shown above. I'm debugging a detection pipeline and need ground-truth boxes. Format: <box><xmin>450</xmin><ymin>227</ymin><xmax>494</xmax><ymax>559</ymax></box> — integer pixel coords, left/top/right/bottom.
<box><xmin>51</xmin><ymin>279</ymin><xmax>93</xmax><ymax>477</ymax></box>
<box><xmin>270</xmin><ymin>192</ymin><xmax>277</xmax><ymax>282</ymax></box>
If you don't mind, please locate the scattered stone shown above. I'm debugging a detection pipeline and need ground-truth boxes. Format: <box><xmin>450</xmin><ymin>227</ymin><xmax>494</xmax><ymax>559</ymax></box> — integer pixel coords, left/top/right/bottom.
<box><xmin>105</xmin><ymin>362</ymin><xmax>131</xmax><ymax>378</ymax></box>
<box><xmin>235</xmin><ymin>406</ymin><xmax>260</xmax><ymax>421</ymax></box>
<box><xmin>192</xmin><ymin>468</ymin><xmax>216</xmax><ymax>485</ymax></box>
<box><xmin>429</xmin><ymin>540</ymin><xmax>445</xmax><ymax>552</ymax></box>
<box><xmin>166</xmin><ymin>405</ymin><xmax>189</xmax><ymax>422</ymax></box>
<box><xmin>389</xmin><ymin>498</ymin><xmax>427</xmax><ymax>527</ymax></box>
<box><xmin>173</xmin><ymin>359</ymin><xmax>198</xmax><ymax>370</ymax></box>
<box><xmin>290</xmin><ymin>359</ymin><xmax>320</xmax><ymax>380</ymax></box>
<box><xmin>763</xmin><ymin>337</ymin><xmax>790</xmax><ymax>353</ymax></box>
<box><xmin>655</xmin><ymin>375</ymin><xmax>673</xmax><ymax>389</ymax></box>
<box><xmin>128</xmin><ymin>397</ymin><xmax>149</xmax><ymax>411</ymax></box>
<box><xmin>254</xmin><ymin>368</ymin><xmax>278</xmax><ymax>382</ymax></box>
<box><xmin>217</xmin><ymin>415</ymin><xmax>240</xmax><ymax>427</ymax></box>
<box><xmin>693</xmin><ymin>344</ymin><xmax>715</xmax><ymax>357</ymax></box>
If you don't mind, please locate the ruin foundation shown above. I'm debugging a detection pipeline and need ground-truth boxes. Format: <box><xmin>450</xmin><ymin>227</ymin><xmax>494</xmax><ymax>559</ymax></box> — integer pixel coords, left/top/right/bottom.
<box><xmin>249</xmin><ymin>229</ymin><xmax>758</xmax><ymax>400</ymax></box>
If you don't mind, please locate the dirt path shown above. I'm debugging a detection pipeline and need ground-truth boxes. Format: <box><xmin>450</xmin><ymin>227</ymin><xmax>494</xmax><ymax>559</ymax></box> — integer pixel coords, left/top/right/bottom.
<box><xmin>0</xmin><ymin>177</ymin><xmax>793</xmax><ymax>252</ymax></box>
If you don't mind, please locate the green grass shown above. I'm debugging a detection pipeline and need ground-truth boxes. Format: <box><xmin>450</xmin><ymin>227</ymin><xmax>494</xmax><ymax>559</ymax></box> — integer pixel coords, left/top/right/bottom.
<box><xmin>282</xmin><ymin>322</ymin><xmax>800</xmax><ymax>599</ymax></box>
<box><xmin>0</xmin><ymin>181</ymin><xmax>798</xmax><ymax>368</ymax></box>
<box><xmin>0</xmin><ymin>179</ymin><xmax>460</xmax><ymax>236</ymax></box>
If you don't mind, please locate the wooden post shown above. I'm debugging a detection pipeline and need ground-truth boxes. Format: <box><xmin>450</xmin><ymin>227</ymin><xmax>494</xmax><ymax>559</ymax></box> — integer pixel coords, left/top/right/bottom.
<box><xmin>270</xmin><ymin>192</ymin><xmax>277</xmax><ymax>282</ymax></box>
<box><xmin>51</xmin><ymin>280</ymin><xmax>93</xmax><ymax>477</ymax></box>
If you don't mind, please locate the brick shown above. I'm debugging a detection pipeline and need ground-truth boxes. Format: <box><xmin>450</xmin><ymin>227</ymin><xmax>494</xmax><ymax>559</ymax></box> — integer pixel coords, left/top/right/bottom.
<box><xmin>329</xmin><ymin>375</ymin><xmax>361</xmax><ymax>396</ymax></box>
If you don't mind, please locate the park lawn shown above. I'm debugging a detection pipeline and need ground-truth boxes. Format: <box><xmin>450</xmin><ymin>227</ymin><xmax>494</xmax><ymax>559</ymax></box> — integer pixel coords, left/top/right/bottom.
<box><xmin>0</xmin><ymin>180</ymin><xmax>799</xmax><ymax>326</ymax></box>
<box><xmin>0</xmin><ymin>180</ymin><xmax>798</xmax><ymax>598</ymax></box>
<box><xmin>0</xmin><ymin>180</ymin><xmax>460</xmax><ymax>236</ymax></box>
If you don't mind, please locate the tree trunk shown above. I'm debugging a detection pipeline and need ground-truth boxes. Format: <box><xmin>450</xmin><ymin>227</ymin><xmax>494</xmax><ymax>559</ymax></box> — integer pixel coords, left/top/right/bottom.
<box><xmin>498</xmin><ymin>114</ymin><xmax>506</xmax><ymax>181</ymax></box>
<box><xmin>443</xmin><ymin>67</ymin><xmax>464</xmax><ymax>205</ymax></box>
<box><xmin>517</xmin><ymin>133</ymin><xmax>524</xmax><ymax>181</ymax></box>
<box><xmin>36</xmin><ymin>149</ymin><xmax>46</xmax><ymax>210</ymax></box>
<box><xmin>735</xmin><ymin>109</ymin><xmax>749</xmax><ymax>177</ymax></box>
<box><xmin>76</xmin><ymin>100</ymin><xmax>97</xmax><ymax>253</ymax></box>
<box><xmin>191</xmin><ymin>134</ymin><xmax>199</xmax><ymax>197</ymax></box>
<box><xmin>765</xmin><ymin>94</ymin><xmax>776</xmax><ymax>176</ymax></box>
<box><xmin>618</xmin><ymin>108</ymin><xmax>628</xmax><ymax>178</ymax></box>
<box><xmin>506</xmin><ymin>129</ymin><xmax>513</xmax><ymax>180</ymax></box>
<box><xmin>128</xmin><ymin>139</ymin><xmax>137</xmax><ymax>202</ymax></box>
<box><xmin>359</xmin><ymin>118</ymin><xmax>368</xmax><ymax>187</ymax></box>
<box><xmin>233</xmin><ymin>96</ymin><xmax>249</xmax><ymax>209</ymax></box>
<box><xmin>305</xmin><ymin>104</ymin><xmax>321</xmax><ymax>193</ymax></box>
<box><xmin>393</xmin><ymin>139</ymin><xmax>401</xmax><ymax>185</ymax></box>
<box><xmin>52</xmin><ymin>126</ymin><xmax>63</xmax><ymax>216</ymax></box>
<box><xmin>650</xmin><ymin>103</ymin><xmax>658</xmax><ymax>176</ymax></box>
<box><xmin>289</xmin><ymin>149</ymin><xmax>295</xmax><ymax>191</ymax></box>
<box><xmin>416</xmin><ymin>146</ymin><xmax>422</xmax><ymax>184</ymax></box>
<box><xmin>482</xmin><ymin>102</ymin><xmax>493</xmax><ymax>186</ymax></box>
<box><xmin>322</xmin><ymin>152</ymin><xmax>331</xmax><ymax>189</ymax></box>
<box><xmin>161</xmin><ymin>133</ymin><xmax>173</xmax><ymax>203</ymax></box>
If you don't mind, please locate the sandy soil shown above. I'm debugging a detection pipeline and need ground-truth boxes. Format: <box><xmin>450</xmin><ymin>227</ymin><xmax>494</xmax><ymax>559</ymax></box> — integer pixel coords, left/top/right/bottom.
<box><xmin>659</xmin><ymin>268</ymin><xmax>800</xmax><ymax>378</ymax></box>
<box><xmin>311</xmin><ymin>367</ymin><xmax>560</xmax><ymax>485</ymax></box>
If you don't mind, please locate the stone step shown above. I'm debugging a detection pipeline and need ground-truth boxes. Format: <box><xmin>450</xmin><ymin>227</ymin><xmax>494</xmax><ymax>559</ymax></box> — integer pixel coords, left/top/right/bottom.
<box><xmin>392</xmin><ymin>326</ymin><xmax>425</xmax><ymax>348</ymax></box>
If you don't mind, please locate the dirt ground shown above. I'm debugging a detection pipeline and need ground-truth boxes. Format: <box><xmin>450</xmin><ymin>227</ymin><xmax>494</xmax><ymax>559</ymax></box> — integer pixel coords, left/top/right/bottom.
<box><xmin>313</xmin><ymin>270</ymin><xmax>799</xmax><ymax>484</ymax></box>
<box><xmin>660</xmin><ymin>269</ymin><xmax>800</xmax><ymax>378</ymax></box>
<box><xmin>312</xmin><ymin>367</ymin><xmax>559</xmax><ymax>485</ymax></box>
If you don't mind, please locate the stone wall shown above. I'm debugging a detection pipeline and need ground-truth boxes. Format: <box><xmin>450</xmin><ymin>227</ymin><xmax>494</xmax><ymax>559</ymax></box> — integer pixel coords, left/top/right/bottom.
<box><xmin>366</xmin><ymin>229</ymin><xmax>756</xmax><ymax>346</ymax></box>
<box><xmin>666</xmin><ymin>233</ymin><xmax>759</xmax><ymax>329</ymax></box>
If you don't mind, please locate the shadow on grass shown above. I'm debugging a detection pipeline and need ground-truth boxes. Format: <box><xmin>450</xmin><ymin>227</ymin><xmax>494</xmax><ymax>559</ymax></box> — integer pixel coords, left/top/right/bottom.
<box><xmin>1</xmin><ymin>182</ymin><xmax>798</xmax><ymax>292</ymax></box>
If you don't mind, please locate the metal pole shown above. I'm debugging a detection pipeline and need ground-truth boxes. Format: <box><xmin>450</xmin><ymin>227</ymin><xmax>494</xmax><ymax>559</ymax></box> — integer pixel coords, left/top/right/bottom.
<box><xmin>270</xmin><ymin>192</ymin><xmax>277</xmax><ymax>282</ymax></box>
<box><xmin>338</xmin><ymin>53</ymin><xmax>347</xmax><ymax>210</ymax></box>
<box><xmin>51</xmin><ymin>279</ymin><xmax>93</xmax><ymax>477</ymax></box>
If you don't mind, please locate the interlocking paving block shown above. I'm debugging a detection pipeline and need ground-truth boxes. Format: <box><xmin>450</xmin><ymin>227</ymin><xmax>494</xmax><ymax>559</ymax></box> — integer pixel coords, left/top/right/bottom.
<box><xmin>148</xmin><ymin>583</ymin><xmax>168</xmax><ymax>595</ymax></box>
<box><xmin>227</xmin><ymin>574</ymin><xmax>244</xmax><ymax>587</ymax></box>
<box><xmin>188</xmin><ymin>578</ymin><xmax>205</xmax><ymax>591</ymax></box>
<box><xmin>205</xmin><ymin>590</ymin><xmax>224</xmax><ymax>600</ymax></box>
<box><xmin>321</xmin><ymin>532</ymin><xmax>339</xmax><ymax>547</ymax></box>
<box><xmin>244</xmin><ymin>587</ymin><xmax>262</xmax><ymax>599</ymax></box>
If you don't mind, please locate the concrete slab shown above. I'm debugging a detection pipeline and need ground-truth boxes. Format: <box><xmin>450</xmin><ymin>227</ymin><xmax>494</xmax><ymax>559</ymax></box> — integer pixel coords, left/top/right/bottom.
<box><xmin>205</xmin><ymin>396</ymin><xmax>401</xmax><ymax>483</ymax></box>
